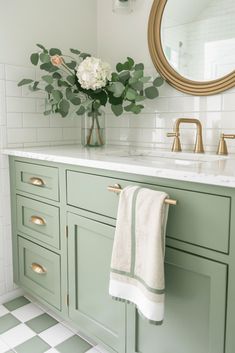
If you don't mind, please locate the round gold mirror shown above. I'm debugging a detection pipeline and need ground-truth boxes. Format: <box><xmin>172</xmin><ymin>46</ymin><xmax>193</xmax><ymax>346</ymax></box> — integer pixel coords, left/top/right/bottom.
<box><xmin>148</xmin><ymin>0</ymin><xmax>235</xmax><ymax>95</ymax></box>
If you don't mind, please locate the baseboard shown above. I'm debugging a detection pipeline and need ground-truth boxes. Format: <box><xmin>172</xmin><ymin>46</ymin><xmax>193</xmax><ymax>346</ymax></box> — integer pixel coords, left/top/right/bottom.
<box><xmin>0</xmin><ymin>288</ymin><xmax>24</xmax><ymax>305</ymax></box>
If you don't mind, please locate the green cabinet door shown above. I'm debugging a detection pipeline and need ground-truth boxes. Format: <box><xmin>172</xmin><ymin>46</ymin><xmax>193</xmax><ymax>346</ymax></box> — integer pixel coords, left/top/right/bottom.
<box><xmin>67</xmin><ymin>213</ymin><xmax>126</xmax><ymax>353</ymax></box>
<box><xmin>127</xmin><ymin>248</ymin><xmax>227</xmax><ymax>353</ymax></box>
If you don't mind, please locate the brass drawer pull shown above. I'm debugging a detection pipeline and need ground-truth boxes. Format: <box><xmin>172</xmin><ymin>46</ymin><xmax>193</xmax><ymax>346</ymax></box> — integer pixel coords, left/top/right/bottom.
<box><xmin>29</xmin><ymin>177</ymin><xmax>45</xmax><ymax>187</ymax></box>
<box><xmin>30</xmin><ymin>215</ymin><xmax>47</xmax><ymax>226</ymax></box>
<box><xmin>107</xmin><ymin>184</ymin><xmax>177</xmax><ymax>205</ymax></box>
<box><xmin>31</xmin><ymin>262</ymin><xmax>47</xmax><ymax>274</ymax></box>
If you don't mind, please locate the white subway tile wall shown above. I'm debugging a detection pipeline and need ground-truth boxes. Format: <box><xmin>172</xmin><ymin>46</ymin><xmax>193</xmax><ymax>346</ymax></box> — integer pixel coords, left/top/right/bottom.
<box><xmin>105</xmin><ymin>77</ymin><xmax>235</xmax><ymax>153</ymax></box>
<box><xmin>0</xmin><ymin>63</ymin><xmax>81</xmax><ymax>300</ymax></box>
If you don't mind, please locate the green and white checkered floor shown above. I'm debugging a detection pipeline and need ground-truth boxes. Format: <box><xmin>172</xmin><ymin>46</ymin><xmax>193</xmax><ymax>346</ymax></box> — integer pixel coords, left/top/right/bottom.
<box><xmin>0</xmin><ymin>296</ymin><xmax>106</xmax><ymax>353</ymax></box>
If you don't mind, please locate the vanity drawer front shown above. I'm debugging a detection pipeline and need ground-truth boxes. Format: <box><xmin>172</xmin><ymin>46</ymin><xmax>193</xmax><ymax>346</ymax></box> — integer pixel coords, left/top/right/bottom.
<box><xmin>67</xmin><ymin>171</ymin><xmax>230</xmax><ymax>253</ymax></box>
<box><xmin>15</xmin><ymin>161</ymin><xmax>59</xmax><ymax>201</ymax></box>
<box><xmin>18</xmin><ymin>237</ymin><xmax>61</xmax><ymax>310</ymax></box>
<box><xmin>17</xmin><ymin>196</ymin><xmax>60</xmax><ymax>249</ymax></box>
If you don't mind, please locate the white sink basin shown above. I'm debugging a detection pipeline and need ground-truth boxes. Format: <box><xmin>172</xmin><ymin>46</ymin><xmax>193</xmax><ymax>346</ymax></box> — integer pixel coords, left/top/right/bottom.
<box><xmin>103</xmin><ymin>149</ymin><xmax>228</xmax><ymax>165</ymax></box>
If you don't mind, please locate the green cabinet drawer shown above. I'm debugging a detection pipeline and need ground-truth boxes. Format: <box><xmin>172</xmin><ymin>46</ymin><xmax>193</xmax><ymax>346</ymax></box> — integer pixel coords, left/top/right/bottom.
<box><xmin>67</xmin><ymin>171</ymin><xmax>230</xmax><ymax>253</ymax></box>
<box><xmin>15</xmin><ymin>161</ymin><xmax>59</xmax><ymax>201</ymax></box>
<box><xmin>17</xmin><ymin>196</ymin><xmax>60</xmax><ymax>249</ymax></box>
<box><xmin>18</xmin><ymin>236</ymin><xmax>61</xmax><ymax>310</ymax></box>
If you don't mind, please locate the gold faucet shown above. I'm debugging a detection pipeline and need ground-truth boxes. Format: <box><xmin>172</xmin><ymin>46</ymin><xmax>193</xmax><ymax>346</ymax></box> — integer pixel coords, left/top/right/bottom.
<box><xmin>167</xmin><ymin>118</ymin><xmax>204</xmax><ymax>153</ymax></box>
<box><xmin>217</xmin><ymin>133</ymin><xmax>235</xmax><ymax>155</ymax></box>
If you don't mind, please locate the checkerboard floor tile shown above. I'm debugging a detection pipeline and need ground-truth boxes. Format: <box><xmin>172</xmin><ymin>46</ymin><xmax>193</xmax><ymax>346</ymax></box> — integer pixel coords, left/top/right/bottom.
<box><xmin>0</xmin><ymin>296</ymin><xmax>101</xmax><ymax>353</ymax></box>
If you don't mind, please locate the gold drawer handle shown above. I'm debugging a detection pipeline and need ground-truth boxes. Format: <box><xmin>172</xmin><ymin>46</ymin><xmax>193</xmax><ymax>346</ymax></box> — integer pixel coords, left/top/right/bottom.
<box><xmin>29</xmin><ymin>177</ymin><xmax>45</xmax><ymax>187</ymax></box>
<box><xmin>30</xmin><ymin>215</ymin><xmax>47</xmax><ymax>226</ymax></box>
<box><xmin>31</xmin><ymin>263</ymin><xmax>47</xmax><ymax>274</ymax></box>
<box><xmin>107</xmin><ymin>184</ymin><xmax>177</xmax><ymax>205</ymax></box>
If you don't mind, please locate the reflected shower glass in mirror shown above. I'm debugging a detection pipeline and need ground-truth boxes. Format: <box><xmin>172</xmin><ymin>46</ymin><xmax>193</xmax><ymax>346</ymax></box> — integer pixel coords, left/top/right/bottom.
<box><xmin>161</xmin><ymin>0</ymin><xmax>235</xmax><ymax>82</ymax></box>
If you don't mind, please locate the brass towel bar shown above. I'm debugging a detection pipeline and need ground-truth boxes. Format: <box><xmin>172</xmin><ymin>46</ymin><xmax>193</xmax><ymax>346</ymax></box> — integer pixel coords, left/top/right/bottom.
<box><xmin>107</xmin><ymin>184</ymin><xmax>177</xmax><ymax>206</ymax></box>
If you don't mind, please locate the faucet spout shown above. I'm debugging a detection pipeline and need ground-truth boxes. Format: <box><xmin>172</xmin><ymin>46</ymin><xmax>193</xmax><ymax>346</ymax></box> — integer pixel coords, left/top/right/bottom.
<box><xmin>167</xmin><ymin>118</ymin><xmax>204</xmax><ymax>153</ymax></box>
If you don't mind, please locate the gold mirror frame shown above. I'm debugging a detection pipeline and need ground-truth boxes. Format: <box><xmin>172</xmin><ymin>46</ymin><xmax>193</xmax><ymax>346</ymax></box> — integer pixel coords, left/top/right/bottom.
<box><xmin>148</xmin><ymin>0</ymin><xmax>235</xmax><ymax>96</ymax></box>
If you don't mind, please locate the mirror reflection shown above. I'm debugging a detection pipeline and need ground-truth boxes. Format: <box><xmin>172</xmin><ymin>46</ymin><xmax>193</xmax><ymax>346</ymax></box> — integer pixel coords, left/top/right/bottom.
<box><xmin>161</xmin><ymin>0</ymin><xmax>235</xmax><ymax>82</ymax></box>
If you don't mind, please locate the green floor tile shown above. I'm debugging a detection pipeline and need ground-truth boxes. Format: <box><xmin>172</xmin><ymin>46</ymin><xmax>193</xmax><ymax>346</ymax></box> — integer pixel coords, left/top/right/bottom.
<box><xmin>56</xmin><ymin>335</ymin><xmax>92</xmax><ymax>353</ymax></box>
<box><xmin>0</xmin><ymin>313</ymin><xmax>20</xmax><ymax>334</ymax></box>
<box><xmin>3</xmin><ymin>296</ymin><xmax>30</xmax><ymax>311</ymax></box>
<box><xmin>26</xmin><ymin>313</ymin><xmax>58</xmax><ymax>333</ymax></box>
<box><xmin>14</xmin><ymin>336</ymin><xmax>50</xmax><ymax>353</ymax></box>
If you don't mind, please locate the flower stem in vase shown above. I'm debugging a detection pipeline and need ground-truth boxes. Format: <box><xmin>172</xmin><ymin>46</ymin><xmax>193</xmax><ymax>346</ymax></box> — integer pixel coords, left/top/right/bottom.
<box><xmin>95</xmin><ymin>115</ymin><xmax>104</xmax><ymax>146</ymax></box>
<box><xmin>87</xmin><ymin>115</ymin><xmax>95</xmax><ymax>145</ymax></box>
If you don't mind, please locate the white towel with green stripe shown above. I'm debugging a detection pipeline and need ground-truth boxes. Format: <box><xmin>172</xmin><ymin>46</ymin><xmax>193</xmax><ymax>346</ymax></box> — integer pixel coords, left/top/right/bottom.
<box><xmin>109</xmin><ymin>186</ymin><xmax>169</xmax><ymax>325</ymax></box>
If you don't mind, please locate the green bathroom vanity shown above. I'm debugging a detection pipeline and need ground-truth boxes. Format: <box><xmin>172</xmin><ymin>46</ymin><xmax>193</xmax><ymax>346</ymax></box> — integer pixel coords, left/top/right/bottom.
<box><xmin>6</xmin><ymin>146</ymin><xmax>235</xmax><ymax>353</ymax></box>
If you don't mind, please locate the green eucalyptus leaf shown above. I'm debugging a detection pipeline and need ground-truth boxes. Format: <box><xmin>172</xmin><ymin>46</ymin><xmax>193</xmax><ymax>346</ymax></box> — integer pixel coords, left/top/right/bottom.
<box><xmin>52</xmin><ymin>72</ymin><xmax>62</xmax><ymax>79</ymax></box>
<box><xmin>133</xmin><ymin>70</ymin><xmax>144</xmax><ymax>79</ymax></box>
<box><xmin>111</xmin><ymin>73</ymin><xmax>119</xmax><ymax>82</ymax></box>
<box><xmin>119</xmin><ymin>71</ymin><xmax>131</xmax><ymax>84</ymax></box>
<box><xmin>70</xmin><ymin>48</ymin><xmax>81</xmax><ymax>55</ymax></box>
<box><xmin>45</xmin><ymin>84</ymin><xmax>54</xmax><ymax>93</ymax></box>
<box><xmin>111</xmin><ymin>104</ymin><xmax>123</xmax><ymax>116</ymax></box>
<box><xmin>127</xmin><ymin>57</ymin><xmax>135</xmax><ymax>69</ymax></box>
<box><xmin>42</xmin><ymin>75</ymin><xmax>53</xmax><ymax>84</ymax></box>
<box><xmin>116</xmin><ymin>63</ymin><xmax>123</xmax><ymax>73</ymax></box>
<box><xmin>52</xmin><ymin>90</ymin><xmax>63</xmax><ymax>102</ymax></box>
<box><xmin>70</xmin><ymin>97</ymin><xmax>81</xmax><ymax>105</ymax></box>
<box><xmin>32</xmin><ymin>81</ymin><xmax>40</xmax><ymax>91</ymax></box>
<box><xmin>124</xmin><ymin>103</ymin><xmax>135</xmax><ymax>112</ymax></box>
<box><xmin>76</xmin><ymin>105</ymin><xmax>86</xmax><ymax>115</ymax></box>
<box><xmin>36</xmin><ymin>43</ymin><xmax>48</xmax><ymax>52</ymax></box>
<box><xmin>49</xmin><ymin>48</ymin><xmax>62</xmax><ymax>56</ymax></box>
<box><xmin>18</xmin><ymin>79</ymin><xmax>34</xmax><ymax>87</ymax></box>
<box><xmin>145</xmin><ymin>86</ymin><xmax>159</xmax><ymax>99</ymax></box>
<box><xmin>66</xmin><ymin>61</ymin><xmax>77</xmax><ymax>70</ymax></box>
<box><xmin>93</xmin><ymin>100</ymin><xmax>101</xmax><ymax>110</ymax></box>
<box><xmin>59</xmin><ymin>99</ymin><xmax>70</xmax><ymax>117</ymax></box>
<box><xmin>135</xmin><ymin>95</ymin><xmax>145</xmax><ymax>102</ymax></box>
<box><xmin>140</xmin><ymin>76</ymin><xmax>151</xmax><ymax>83</ymax></box>
<box><xmin>40</xmin><ymin>63</ymin><xmax>58</xmax><ymax>72</ymax></box>
<box><xmin>153</xmin><ymin>76</ymin><xmax>164</xmax><ymax>87</ymax></box>
<box><xmin>80</xmin><ymin>53</ymin><xmax>91</xmax><ymax>59</ymax></box>
<box><xmin>58</xmin><ymin>80</ymin><xmax>70</xmax><ymax>87</ymax></box>
<box><xmin>108</xmin><ymin>94</ymin><xmax>123</xmax><ymax>105</ymax></box>
<box><xmin>129</xmin><ymin>77</ymin><xmax>138</xmax><ymax>85</ymax></box>
<box><xmin>126</xmin><ymin>88</ymin><xmax>137</xmax><ymax>101</ymax></box>
<box><xmin>130</xmin><ymin>81</ymin><xmax>144</xmax><ymax>91</ymax></box>
<box><xmin>109</xmin><ymin>82</ymin><xmax>125</xmax><ymax>98</ymax></box>
<box><xmin>135</xmin><ymin>63</ymin><xmax>144</xmax><ymax>71</ymax></box>
<box><xmin>40</xmin><ymin>53</ymin><xmax>50</xmax><ymax>63</ymax></box>
<box><xmin>30</xmin><ymin>53</ymin><xmax>39</xmax><ymax>66</ymax></box>
<box><xmin>67</xmin><ymin>75</ymin><xmax>75</xmax><ymax>85</ymax></box>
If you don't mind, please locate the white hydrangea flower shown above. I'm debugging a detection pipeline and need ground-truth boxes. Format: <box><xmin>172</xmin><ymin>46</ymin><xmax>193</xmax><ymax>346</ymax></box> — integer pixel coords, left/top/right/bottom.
<box><xmin>76</xmin><ymin>57</ymin><xmax>112</xmax><ymax>91</ymax></box>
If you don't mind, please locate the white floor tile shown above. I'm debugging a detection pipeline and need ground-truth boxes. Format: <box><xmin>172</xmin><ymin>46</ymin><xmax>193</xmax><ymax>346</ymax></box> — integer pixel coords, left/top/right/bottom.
<box><xmin>0</xmin><ymin>323</ymin><xmax>36</xmax><ymax>348</ymax></box>
<box><xmin>44</xmin><ymin>349</ymin><xmax>59</xmax><ymax>353</ymax></box>
<box><xmin>0</xmin><ymin>339</ymin><xmax>10</xmax><ymax>353</ymax></box>
<box><xmin>0</xmin><ymin>306</ymin><xmax>9</xmax><ymax>318</ymax></box>
<box><xmin>39</xmin><ymin>323</ymin><xmax>74</xmax><ymax>347</ymax></box>
<box><xmin>11</xmin><ymin>303</ymin><xmax>43</xmax><ymax>322</ymax></box>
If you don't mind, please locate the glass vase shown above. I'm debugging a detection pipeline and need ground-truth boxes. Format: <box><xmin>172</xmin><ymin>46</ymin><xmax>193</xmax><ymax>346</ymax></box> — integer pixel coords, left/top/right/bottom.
<box><xmin>81</xmin><ymin>109</ymin><xmax>105</xmax><ymax>147</ymax></box>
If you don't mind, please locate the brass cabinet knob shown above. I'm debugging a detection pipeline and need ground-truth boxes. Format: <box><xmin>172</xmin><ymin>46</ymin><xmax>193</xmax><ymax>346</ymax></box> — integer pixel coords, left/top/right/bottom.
<box><xmin>29</xmin><ymin>177</ymin><xmax>45</xmax><ymax>187</ymax></box>
<box><xmin>217</xmin><ymin>133</ymin><xmax>235</xmax><ymax>155</ymax></box>
<box><xmin>31</xmin><ymin>263</ymin><xmax>47</xmax><ymax>274</ymax></box>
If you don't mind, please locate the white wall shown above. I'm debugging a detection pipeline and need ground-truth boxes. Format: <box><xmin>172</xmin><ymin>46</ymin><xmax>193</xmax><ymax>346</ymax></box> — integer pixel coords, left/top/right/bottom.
<box><xmin>97</xmin><ymin>0</ymin><xmax>235</xmax><ymax>153</ymax></box>
<box><xmin>0</xmin><ymin>0</ymin><xmax>97</xmax><ymax>301</ymax></box>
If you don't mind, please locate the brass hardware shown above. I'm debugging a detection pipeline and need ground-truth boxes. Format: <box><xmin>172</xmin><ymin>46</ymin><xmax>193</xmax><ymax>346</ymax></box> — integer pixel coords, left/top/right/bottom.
<box><xmin>107</xmin><ymin>185</ymin><xmax>177</xmax><ymax>205</ymax></box>
<box><xmin>217</xmin><ymin>133</ymin><xmax>235</xmax><ymax>155</ymax></box>
<box><xmin>29</xmin><ymin>177</ymin><xmax>45</xmax><ymax>187</ymax></box>
<box><xmin>107</xmin><ymin>184</ymin><xmax>122</xmax><ymax>194</ymax></box>
<box><xmin>30</xmin><ymin>215</ymin><xmax>46</xmax><ymax>226</ymax></box>
<box><xmin>31</xmin><ymin>263</ymin><xmax>47</xmax><ymax>274</ymax></box>
<box><xmin>148</xmin><ymin>0</ymin><xmax>235</xmax><ymax>96</ymax></box>
<box><xmin>167</xmin><ymin>118</ymin><xmax>204</xmax><ymax>154</ymax></box>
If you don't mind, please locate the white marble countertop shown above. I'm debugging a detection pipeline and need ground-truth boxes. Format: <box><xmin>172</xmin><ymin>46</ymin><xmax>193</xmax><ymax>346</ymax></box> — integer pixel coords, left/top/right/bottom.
<box><xmin>3</xmin><ymin>144</ymin><xmax>235</xmax><ymax>188</ymax></box>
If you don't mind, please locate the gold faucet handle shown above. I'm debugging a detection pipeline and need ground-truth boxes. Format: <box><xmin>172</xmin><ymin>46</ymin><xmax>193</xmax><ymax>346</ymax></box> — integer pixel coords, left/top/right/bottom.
<box><xmin>166</xmin><ymin>132</ymin><xmax>182</xmax><ymax>152</ymax></box>
<box><xmin>217</xmin><ymin>133</ymin><xmax>235</xmax><ymax>155</ymax></box>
